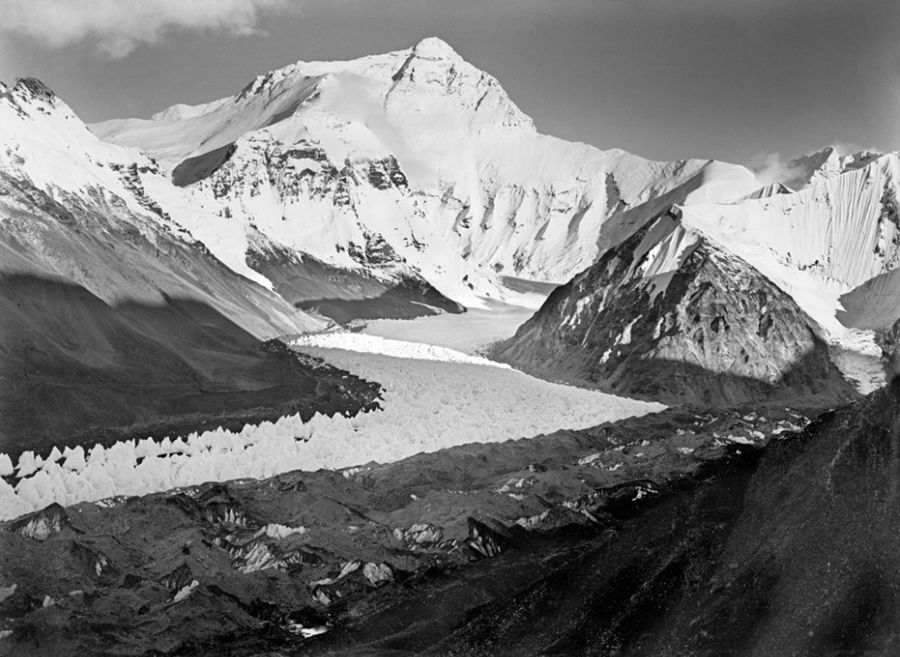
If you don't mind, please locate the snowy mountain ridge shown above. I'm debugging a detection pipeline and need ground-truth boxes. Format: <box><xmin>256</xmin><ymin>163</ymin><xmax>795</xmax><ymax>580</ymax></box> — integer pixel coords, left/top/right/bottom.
<box><xmin>493</xmin><ymin>142</ymin><xmax>900</xmax><ymax>401</ymax></box>
<box><xmin>680</xmin><ymin>150</ymin><xmax>900</xmax><ymax>345</ymax></box>
<box><xmin>494</xmin><ymin>209</ymin><xmax>858</xmax><ymax>405</ymax></box>
<box><xmin>772</xmin><ymin>145</ymin><xmax>885</xmax><ymax>191</ymax></box>
<box><xmin>92</xmin><ymin>37</ymin><xmax>763</xmax><ymax>309</ymax></box>
<box><xmin>0</xmin><ymin>76</ymin><xmax>285</xmax><ymax>297</ymax></box>
<box><xmin>7</xmin><ymin>37</ymin><xmax>899</xmax><ymax>387</ymax></box>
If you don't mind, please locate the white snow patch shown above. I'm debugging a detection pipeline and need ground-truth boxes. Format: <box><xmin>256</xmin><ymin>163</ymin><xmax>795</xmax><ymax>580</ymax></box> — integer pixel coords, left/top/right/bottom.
<box><xmin>516</xmin><ymin>510</ymin><xmax>550</xmax><ymax>529</ymax></box>
<box><xmin>264</xmin><ymin>523</ymin><xmax>307</xmax><ymax>540</ymax></box>
<box><xmin>363</xmin><ymin>562</ymin><xmax>392</xmax><ymax>585</ymax></box>
<box><xmin>618</xmin><ymin>317</ymin><xmax>639</xmax><ymax>346</ymax></box>
<box><xmin>361</xmin><ymin>301</ymin><xmax>545</xmax><ymax>355</ymax></box>
<box><xmin>338</xmin><ymin>561</ymin><xmax>362</xmax><ymax>580</ymax></box>
<box><xmin>173</xmin><ymin>580</ymin><xmax>199</xmax><ymax>603</ymax></box>
<box><xmin>292</xmin><ymin>332</ymin><xmax>510</xmax><ymax>368</ymax></box>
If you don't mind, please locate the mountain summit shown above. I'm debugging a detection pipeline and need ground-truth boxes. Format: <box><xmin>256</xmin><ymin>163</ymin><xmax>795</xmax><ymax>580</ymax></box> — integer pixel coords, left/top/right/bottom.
<box><xmin>91</xmin><ymin>38</ymin><xmax>761</xmax><ymax>313</ymax></box>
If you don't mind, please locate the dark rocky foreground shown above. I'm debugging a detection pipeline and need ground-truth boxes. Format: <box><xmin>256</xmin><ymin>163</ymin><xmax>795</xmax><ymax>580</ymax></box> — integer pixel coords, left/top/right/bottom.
<box><xmin>431</xmin><ymin>385</ymin><xmax>900</xmax><ymax>657</ymax></box>
<box><xmin>1</xmin><ymin>401</ymin><xmax>851</xmax><ymax>657</ymax></box>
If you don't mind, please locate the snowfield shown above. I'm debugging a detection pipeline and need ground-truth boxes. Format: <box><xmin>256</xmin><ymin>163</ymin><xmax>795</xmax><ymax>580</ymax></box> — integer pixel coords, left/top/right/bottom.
<box><xmin>291</xmin><ymin>332</ymin><xmax>510</xmax><ymax>367</ymax></box>
<box><xmin>0</xmin><ymin>334</ymin><xmax>663</xmax><ymax>521</ymax></box>
<box><xmin>360</xmin><ymin>301</ymin><xmax>539</xmax><ymax>355</ymax></box>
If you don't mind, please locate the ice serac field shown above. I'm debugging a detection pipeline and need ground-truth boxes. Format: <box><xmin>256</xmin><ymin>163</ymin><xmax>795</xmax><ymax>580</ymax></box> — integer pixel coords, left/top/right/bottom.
<box><xmin>0</xmin><ymin>312</ymin><xmax>663</xmax><ymax>521</ymax></box>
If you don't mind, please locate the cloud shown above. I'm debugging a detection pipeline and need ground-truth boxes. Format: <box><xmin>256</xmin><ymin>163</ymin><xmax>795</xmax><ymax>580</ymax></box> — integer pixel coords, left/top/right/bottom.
<box><xmin>0</xmin><ymin>0</ymin><xmax>296</xmax><ymax>58</ymax></box>
<box><xmin>749</xmin><ymin>152</ymin><xmax>809</xmax><ymax>187</ymax></box>
<box><xmin>749</xmin><ymin>141</ymin><xmax>884</xmax><ymax>188</ymax></box>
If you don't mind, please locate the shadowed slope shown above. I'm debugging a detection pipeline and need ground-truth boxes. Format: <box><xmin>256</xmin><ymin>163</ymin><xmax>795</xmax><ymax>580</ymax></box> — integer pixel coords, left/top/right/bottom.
<box><xmin>248</xmin><ymin>242</ymin><xmax>465</xmax><ymax>325</ymax></box>
<box><xmin>0</xmin><ymin>274</ymin><xmax>380</xmax><ymax>458</ymax></box>
<box><xmin>425</xmin><ymin>384</ymin><xmax>900</xmax><ymax>656</ymax></box>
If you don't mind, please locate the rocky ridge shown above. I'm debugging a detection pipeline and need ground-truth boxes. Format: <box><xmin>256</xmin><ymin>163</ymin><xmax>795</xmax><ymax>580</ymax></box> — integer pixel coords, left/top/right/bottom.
<box><xmin>493</xmin><ymin>211</ymin><xmax>858</xmax><ymax>406</ymax></box>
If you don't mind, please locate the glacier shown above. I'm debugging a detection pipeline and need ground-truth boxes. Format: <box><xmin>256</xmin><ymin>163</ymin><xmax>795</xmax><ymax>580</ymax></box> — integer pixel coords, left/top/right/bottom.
<box><xmin>0</xmin><ymin>335</ymin><xmax>662</xmax><ymax>521</ymax></box>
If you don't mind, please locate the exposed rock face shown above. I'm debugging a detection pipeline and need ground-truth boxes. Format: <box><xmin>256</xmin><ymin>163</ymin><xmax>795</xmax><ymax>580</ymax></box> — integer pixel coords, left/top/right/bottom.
<box><xmin>683</xmin><ymin>151</ymin><xmax>900</xmax><ymax>343</ymax></box>
<box><xmin>9</xmin><ymin>504</ymin><xmax>72</xmax><ymax>541</ymax></box>
<box><xmin>494</xmin><ymin>213</ymin><xmax>858</xmax><ymax>406</ymax></box>
<box><xmin>247</xmin><ymin>232</ymin><xmax>465</xmax><ymax>325</ymax></box>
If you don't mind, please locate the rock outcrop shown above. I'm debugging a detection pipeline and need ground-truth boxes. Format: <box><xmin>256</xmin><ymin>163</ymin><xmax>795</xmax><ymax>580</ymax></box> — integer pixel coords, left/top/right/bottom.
<box><xmin>494</xmin><ymin>212</ymin><xmax>858</xmax><ymax>406</ymax></box>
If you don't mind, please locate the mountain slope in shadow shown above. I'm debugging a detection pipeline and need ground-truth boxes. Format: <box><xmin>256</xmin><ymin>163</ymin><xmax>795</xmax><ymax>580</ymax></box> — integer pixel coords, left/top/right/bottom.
<box><xmin>0</xmin><ymin>274</ymin><xmax>380</xmax><ymax>458</ymax></box>
<box><xmin>427</xmin><ymin>383</ymin><xmax>900</xmax><ymax>657</ymax></box>
<box><xmin>248</xmin><ymin>241</ymin><xmax>465</xmax><ymax>325</ymax></box>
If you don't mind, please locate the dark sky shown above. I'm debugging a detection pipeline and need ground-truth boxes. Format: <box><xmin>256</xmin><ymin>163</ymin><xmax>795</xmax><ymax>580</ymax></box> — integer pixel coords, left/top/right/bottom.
<box><xmin>1</xmin><ymin>0</ymin><xmax>897</xmax><ymax>163</ymax></box>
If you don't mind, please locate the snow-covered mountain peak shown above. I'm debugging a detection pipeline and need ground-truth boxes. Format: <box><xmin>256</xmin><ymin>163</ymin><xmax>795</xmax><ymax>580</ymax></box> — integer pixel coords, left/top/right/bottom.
<box><xmin>86</xmin><ymin>39</ymin><xmax>771</xmax><ymax>312</ymax></box>
<box><xmin>7</xmin><ymin>78</ymin><xmax>59</xmax><ymax>109</ymax></box>
<box><xmin>676</xmin><ymin>148</ymin><xmax>900</xmax><ymax>353</ymax></box>
<box><xmin>93</xmin><ymin>37</ymin><xmax>535</xmax><ymax>168</ymax></box>
<box><xmin>410</xmin><ymin>36</ymin><xmax>461</xmax><ymax>61</ymax></box>
<box><xmin>2</xmin><ymin>77</ymin><xmax>77</xmax><ymax>127</ymax></box>
<box><xmin>0</xmin><ymin>76</ymin><xmax>156</xmax><ymax>198</ymax></box>
<box><xmin>778</xmin><ymin>145</ymin><xmax>885</xmax><ymax>191</ymax></box>
<box><xmin>769</xmin><ymin>145</ymin><xmax>842</xmax><ymax>190</ymax></box>
<box><xmin>680</xmin><ymin>160</ymin><xmax>762</xmax><ymax>205</ymax></box>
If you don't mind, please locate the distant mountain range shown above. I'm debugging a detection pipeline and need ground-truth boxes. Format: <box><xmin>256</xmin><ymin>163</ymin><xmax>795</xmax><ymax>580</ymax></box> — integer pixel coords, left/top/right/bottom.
<box><xmin>2</xmin><ymin>37</ymin><xmax>899</xmax><ymax>433</ymax></box>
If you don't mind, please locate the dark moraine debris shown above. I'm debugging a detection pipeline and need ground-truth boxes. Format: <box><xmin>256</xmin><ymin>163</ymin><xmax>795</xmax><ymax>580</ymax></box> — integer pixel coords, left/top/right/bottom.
<box><xmin>3</xmin><ymin>401</ymin><xmax>865</xmax><ymax>656</ymax></box>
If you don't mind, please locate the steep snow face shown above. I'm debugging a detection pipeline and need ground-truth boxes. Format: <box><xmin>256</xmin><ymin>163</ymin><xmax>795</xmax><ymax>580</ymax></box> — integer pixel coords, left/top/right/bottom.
<box><xmin>93</xmin><ymin>38</ymin><xmax>761</xmax><ymax>305</ymax></box>
<box><xmin>494</xmin><ymin>213</ymin><xmax>858</xmax><ymax>406</ymax></box>
<box><xmin>0</xmin><ymin>77</ymin><xmax>285</xmax><ymax>298</ymax></box>
<box><xmin>774</xmin><ymin>145</ymin><xmax>883</xmax><ymax>191</ymax></box>
<box><xmin>681</xmin><ymin>153</ymin><xmax>900</xmax><ymax>341</ymax></box>
<box><xmin>0</xmin><ymin>79</ymin><xmax>146</xmax><ymax>196</ymax></box>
